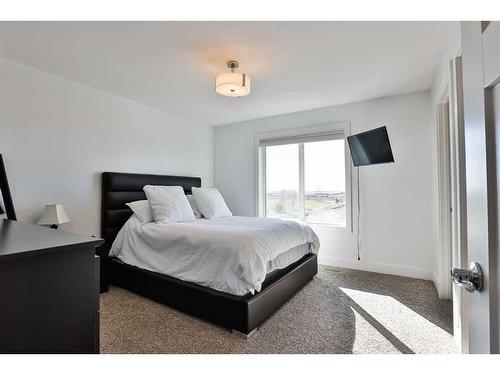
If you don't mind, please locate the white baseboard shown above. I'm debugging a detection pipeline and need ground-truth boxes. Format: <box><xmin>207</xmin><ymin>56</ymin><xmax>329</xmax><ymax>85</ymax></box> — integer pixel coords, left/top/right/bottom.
<box><xmin>432</xmin><ymin>271</ymin><xmax>439</xmax><ymax>293</ymax></box>
<box><xmin>318</xmin><ymin>255</ymin><xmax>433</xmax><ymax>281</ymax></box>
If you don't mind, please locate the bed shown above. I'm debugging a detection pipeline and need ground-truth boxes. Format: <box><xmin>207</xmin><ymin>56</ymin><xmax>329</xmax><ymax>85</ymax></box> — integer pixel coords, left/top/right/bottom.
<box><xmin>98</xmin><ymin>172</ymin><xmax>318</xmax><ymax>335</ymax></box>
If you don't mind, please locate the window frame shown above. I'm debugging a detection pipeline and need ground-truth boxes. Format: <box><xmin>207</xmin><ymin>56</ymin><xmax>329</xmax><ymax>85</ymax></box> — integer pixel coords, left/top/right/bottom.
<box><xmin>255</xmin><ymin>122</ymin><xmax>354</xmax><ymax>231</ymax></box>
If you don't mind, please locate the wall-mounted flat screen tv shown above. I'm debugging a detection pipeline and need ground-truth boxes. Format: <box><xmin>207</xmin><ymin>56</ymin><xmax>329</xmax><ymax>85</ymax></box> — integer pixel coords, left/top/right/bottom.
<box><xmin>0</xmin><ymin>154</ymin><xmax>16</xmax><ymax>220</ymax></box>
<box><xmin>347</xmin><ymin>126</ymin><xmax>394</xmax><ymax>167</ymax></box>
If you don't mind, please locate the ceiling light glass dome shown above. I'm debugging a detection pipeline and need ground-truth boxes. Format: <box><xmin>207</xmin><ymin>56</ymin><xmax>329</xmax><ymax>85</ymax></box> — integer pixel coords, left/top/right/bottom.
<box><xmin>215</xmin><ymin>61</ymin><xmax>251</xmax><ymax>97</ymax></box>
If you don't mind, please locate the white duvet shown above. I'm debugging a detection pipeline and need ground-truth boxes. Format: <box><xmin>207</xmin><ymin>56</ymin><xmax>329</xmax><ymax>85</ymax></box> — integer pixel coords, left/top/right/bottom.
<box><xmin>110</xmin><ymin>215</ymin><xmax>320</xmax><ymax>296</ymax></box>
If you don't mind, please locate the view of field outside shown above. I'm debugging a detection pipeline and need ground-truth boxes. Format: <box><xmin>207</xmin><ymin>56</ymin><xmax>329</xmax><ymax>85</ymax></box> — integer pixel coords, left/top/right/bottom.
<box><xmin>265</xmin><ymin>139</ymin><xmax>346</xmax><ymax>226</ymax></box>
<box><xmin>304</xmin><ymin>139</ymin><xmax>346</xmax><ymax>225</ymax></box>
<box><xmin>265</xmin><ymin>143</ymin><xmax>300</xmax><ymax>219</ymax></box>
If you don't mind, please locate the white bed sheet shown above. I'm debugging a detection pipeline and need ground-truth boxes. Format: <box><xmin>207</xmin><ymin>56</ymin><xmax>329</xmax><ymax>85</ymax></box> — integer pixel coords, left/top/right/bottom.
<box><xmin>109</xmin><ymin>215</ymin><xmax>319</xmax><ymax>296</ymax></box>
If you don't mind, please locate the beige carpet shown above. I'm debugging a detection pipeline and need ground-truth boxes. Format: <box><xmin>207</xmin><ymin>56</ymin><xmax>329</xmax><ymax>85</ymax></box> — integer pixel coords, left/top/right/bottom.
<box><xmin>100</xmin><ymin>266</ymin><xmax>455</xmax><ymax>354</ymax></box>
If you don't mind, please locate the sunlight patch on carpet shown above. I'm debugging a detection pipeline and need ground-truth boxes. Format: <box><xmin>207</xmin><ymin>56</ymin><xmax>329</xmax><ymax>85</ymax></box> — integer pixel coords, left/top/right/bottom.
<box><xmin>340</xmin><ymin>287</ymin><xmax>456</xmax><ymax>354</ymax></box>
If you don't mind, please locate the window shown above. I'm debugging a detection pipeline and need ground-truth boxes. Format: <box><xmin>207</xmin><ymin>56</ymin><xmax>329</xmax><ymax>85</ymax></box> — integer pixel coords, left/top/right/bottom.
<box><xmin>258</xmin><ymin>128</ymin><xmax>348</xmax><ymax>226</ymax></box>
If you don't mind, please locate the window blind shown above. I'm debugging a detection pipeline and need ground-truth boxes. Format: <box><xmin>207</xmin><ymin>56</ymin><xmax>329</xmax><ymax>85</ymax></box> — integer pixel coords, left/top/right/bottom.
<box><xmin>258</xmin><ymin>130</ymin><xmax>345</xmax><ymax>147</ymax></box>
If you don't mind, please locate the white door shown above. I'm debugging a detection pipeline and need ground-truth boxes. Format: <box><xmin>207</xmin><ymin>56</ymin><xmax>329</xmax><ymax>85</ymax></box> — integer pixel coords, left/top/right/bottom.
<box><xmin>483</xmin><ymin>21</ymin><xmax>500</xmax><ymax>355</ymax></box>
<box><xmin>459</xmin><ymin>21</ymin><xmax>500</xmax><ymax>354</ymax></box>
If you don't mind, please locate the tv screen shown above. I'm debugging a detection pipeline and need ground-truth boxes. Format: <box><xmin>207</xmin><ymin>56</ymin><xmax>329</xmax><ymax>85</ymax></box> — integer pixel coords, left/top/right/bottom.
<box><xmin>347</xmin><ymin>126</ymin><xmax>394</xmax><ymax>167</ymax></box>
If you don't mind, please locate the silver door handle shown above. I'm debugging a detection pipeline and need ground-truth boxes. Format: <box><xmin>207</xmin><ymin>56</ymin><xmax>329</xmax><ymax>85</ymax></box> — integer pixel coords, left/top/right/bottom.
<box><xmin>451</xmin><ymin>262</ymin><xmax>483</xmax><ymax>293</ymax></box>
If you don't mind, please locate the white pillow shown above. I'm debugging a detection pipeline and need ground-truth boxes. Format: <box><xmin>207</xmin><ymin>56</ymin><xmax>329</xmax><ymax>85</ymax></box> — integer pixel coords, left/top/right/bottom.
<box><xmin>187</xmin><ymin>195</ymin><xmax>203</xmax><ymax>219</ymax></box>
<box><xmin>143</xmin><ymin>185</ymin><xmax>195</xmax><ymax>223</ymax></box>
<box><xmin>126</xmin><ymin>200</ymin><xmax>153</xmax><ymax>224</ymax></box>
<box><xmin>192</xmin><ymin>187</ymin><xmax>232</xmax><ymax>219</ymax></box>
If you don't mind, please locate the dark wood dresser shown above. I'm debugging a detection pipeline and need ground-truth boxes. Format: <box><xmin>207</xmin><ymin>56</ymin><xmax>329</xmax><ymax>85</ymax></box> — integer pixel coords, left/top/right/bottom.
<box><xmin>0</xmin><ymin>219</ymin><xmax>103</xmax><ymax>353</ymax></box>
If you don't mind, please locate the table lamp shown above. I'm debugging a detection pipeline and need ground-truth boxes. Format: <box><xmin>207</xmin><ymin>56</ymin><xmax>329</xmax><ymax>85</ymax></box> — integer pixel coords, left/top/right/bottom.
<box><xmin>37</xmin><ymin>203</ymin><xmax>70</xmax><ymax>229</ymax></box>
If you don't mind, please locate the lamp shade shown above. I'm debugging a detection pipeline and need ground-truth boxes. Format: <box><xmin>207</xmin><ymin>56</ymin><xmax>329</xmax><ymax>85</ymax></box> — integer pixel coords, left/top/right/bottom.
<box><xmin>37</xmin><ymin>204</ymin><xmax>71</xmax><ymax>225</ymax></box>
<box><xmin>215</xmin><ymin>72</ymin><xmax>251</xmax><ymax>97</ymax></box>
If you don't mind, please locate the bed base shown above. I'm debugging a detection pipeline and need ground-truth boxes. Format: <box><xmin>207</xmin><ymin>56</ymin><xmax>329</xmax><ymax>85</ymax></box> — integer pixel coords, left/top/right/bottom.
<box><xmin>232</xmin><ymin>328</ymin><xmax>258</xmax><ymax>338</ymax></box>
<box><xmin>108</xmin><ymin>253</ymin><xmax>317</xmax><ymax>335</ymax></box>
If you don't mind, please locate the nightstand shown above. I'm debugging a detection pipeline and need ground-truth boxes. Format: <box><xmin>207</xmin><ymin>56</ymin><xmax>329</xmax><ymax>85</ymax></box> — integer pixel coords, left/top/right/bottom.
<box><xmin>0</xmin><ymin>219</ymin><xmax>104</xmax><ymax>353</ymax></box>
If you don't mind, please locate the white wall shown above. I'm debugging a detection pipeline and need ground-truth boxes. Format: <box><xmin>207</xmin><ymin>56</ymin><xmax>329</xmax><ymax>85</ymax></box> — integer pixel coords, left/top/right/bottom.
<box><xmin>214</xmin><ymin>91</ymin><xmax>435</xmax><ymax>280</ymax></box>
<box><xmin>0</xmin><ymin>58</ymin><xmax>213</xmax><ymax>236</ymax></box>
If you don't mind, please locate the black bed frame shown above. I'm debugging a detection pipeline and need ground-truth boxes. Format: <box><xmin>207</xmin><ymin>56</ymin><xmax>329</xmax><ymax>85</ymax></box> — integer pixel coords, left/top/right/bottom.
<box><xmin>98</xmin><ymin>172</ymin><xmax>317</xmax><ymax>335</ymax></box>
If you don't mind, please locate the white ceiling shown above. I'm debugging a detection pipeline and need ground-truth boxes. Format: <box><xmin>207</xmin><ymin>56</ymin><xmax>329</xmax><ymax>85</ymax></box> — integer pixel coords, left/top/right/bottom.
<box><xmin>0</xmin><ymin>22</ymin><xmax>455</xmax><ymax>126</ymax></box>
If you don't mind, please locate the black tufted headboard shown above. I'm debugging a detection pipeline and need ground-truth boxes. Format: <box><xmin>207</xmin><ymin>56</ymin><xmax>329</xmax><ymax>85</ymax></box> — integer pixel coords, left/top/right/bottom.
<box><xmin>100</xmin><ymin>172</ymin><xmax>201</xmax><ymax>253</ymax></box>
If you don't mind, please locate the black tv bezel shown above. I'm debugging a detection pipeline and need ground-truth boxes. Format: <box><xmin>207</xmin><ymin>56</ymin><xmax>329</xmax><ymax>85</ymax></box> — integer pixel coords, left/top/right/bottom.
<box><xmin>0</xmin><ymin>154</ymin><xmax>17</xmax><ymax>220</ymax></box>
<box><xmin>347</xmin><ymin>126</ymin><xmax>394</xmax><ymax>167</ymax></box>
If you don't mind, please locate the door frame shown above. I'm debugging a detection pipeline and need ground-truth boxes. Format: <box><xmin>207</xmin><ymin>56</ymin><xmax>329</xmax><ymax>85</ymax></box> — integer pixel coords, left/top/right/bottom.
<box><xmin>436</xmin><ymin>55</ymin><xmax>470</xmax><ymax>353</ymax></box>
<box><xmin>436</xmin><ymin>84</ymin><xmax>453</xmax><ymax>300</ymax></box>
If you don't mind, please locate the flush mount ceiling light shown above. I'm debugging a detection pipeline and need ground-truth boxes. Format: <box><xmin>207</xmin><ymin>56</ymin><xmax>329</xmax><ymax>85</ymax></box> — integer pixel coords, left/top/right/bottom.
<box><xmin>215</xmin><ymin>60</ymin><xmax>251</xmax><ymax>97</ymax></box>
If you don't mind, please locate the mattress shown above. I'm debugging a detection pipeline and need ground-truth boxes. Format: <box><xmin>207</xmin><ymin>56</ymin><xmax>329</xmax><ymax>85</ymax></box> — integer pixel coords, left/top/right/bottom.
<box><xmin>109</xmin><ymin>215</ymin><xmax>319</xmax><ymax>296</ymax></box>
<box><xmin>266</xmin><ymin>243</ymin><xmax>311</xmax><ymax>273</ymax></box>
